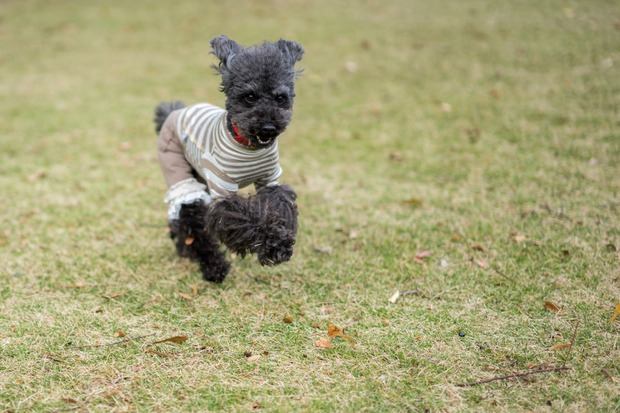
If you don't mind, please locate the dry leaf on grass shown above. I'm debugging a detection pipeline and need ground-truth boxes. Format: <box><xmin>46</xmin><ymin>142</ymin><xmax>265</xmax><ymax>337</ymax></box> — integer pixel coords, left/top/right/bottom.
<box><xmin>471</xmin><ymin>243</ymin><xmax>486</xmax><ymax>252</ymax></box>
<box><xmin>414</xmin><ymin>250</ymin><xmax>432</xmax><ymax>264</ymax></box>
<box><xmin>177</xmin><ymin>292</ymin><xmax>193</xmax><ymax>300</ymax></box>
<box><xmin>388</xmin><ymin>290</ymin><xmax>400</xmax><ymax>304</ymax></box>
<box><xmin>27</xmin><ymin>170</ymin><xmax>47</xmax><ymax>182</ymax></box>
<box><xmin>315</xmin><ymin>338</ymin><xmax>332</xmax><ymax>349</ymax></box>
<box><xmin>114</xmin><ymin>330</ymin><xmax>126</xmax><ymax>338</ymax></box>
<box><xmin>328</xmin><ymin>324</ymin><xmax>355</xmax><ymax>345</ymax></box>
<box><xmin>246</xmin><ymin>355</ymin><xmax>261</xmax><ymax>362</ymax></box>
<box><xmin>611</xmin><ymin>304</ymin><xmax>620</xmax><ymax>323</ymax></box>
<box><xmin>402</xmin><ymin>198</ymin><xmax>423</xmax><ymax>207</ymax></box>
<box><xmin>151</xmin><ymin>335</ymin><xmax>188</xmax><ymax>345</ymax></box>
<box><xmin>474</xmin><ymin>258</ymin><xmax>488</xmax><ymax>269</ymax></box>
<box><xmin>102</xmin><ymin>291</ymin><xmax>128</xmax><ymax>300</ymax></box>
<box><xmin>549</xmin><ymin>343</ymin><xmax>572</xmax><ymax>351</ymax></box>
<box><xmin>282</xmin><ymin>315</ymin><xmax>294</xmax><ymax>324</ymax></box>
<box><xmin>544</xmin><ymin>300</ymin><xmax>561</xmax><ymax>312</ymax></box>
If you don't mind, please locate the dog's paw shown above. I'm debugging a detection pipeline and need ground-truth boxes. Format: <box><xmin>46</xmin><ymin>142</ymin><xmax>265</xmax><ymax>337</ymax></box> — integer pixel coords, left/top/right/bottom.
<box><xmin>200</xmin><ymin>259</ymin><xmax>231</xmax><ymax>283</ymax></box>
<box><xmin>256</xmin><ymin>226</ymin><xmax>295</xmax><ymax>266</ymax></box>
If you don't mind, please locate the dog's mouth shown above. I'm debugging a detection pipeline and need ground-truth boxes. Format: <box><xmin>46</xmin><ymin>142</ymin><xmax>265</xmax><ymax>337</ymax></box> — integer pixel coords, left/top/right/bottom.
<box><xmin>256</xmin><ymin>135</ymin><xmax>275</xmax><ymax>145</ymax></box>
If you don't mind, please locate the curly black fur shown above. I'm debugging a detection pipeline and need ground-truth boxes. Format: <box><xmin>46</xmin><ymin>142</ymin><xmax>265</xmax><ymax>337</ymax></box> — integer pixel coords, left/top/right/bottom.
<box><xmin>154</xmin><ymin>101</ymin><xmax>185</xmax><ymax>133</ymax></box>
<box><xmin>205</xmin><ymin>185</ymin><xmax>298</xmax><ymax>266</ymax></box>
<box><xmin>169</xmin><ymin>201</ymin><xmax>230</xmax><ymax>283</ymax></box>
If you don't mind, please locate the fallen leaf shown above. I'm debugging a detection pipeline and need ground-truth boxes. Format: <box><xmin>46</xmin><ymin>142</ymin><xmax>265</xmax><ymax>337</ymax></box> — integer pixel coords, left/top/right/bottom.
<box><xmin>402</xmin><ymin>198</ymin><xmax>423</xmax><ymax>207</ymax></box>
<box><xmin>388</xmin><ymin>290</ymin><xmax>400</xmax><ymax>304</ymax></box>
<box><xmin>320</xmin><ymin>305</ymin><xmax>334</xmax><ymax>314</ymax></box>
<box><xmin>27</xmin><ymin>170</ymin><xmax>47</xmax><ymax>182</ymax></box>
<box><xmin>549</xmin><ymin>343</ymin><xmax>572</xmax><ymax>351</ymax></box>
<box><xmin>315</xmin><ymin>338</ymin><xmax>332</xmax><ymax>349</ymax></box>
<box><xmin>474</xmin><ymin>258</ymin><xmax>488</xmax><ymax>269</ymax></box>
<box><xmin>389</xmin><ymin>152</ymin><xmax>404</xmax><ymax>161</ymax></box>
<box><xmin>102</xmin><ymin>291</ymin><xmax>128</xmax><ymax>300</ymax></box>
<box><xmin>471</xmin><ymin>243</ymin><xmax>486</xmax><ymax>252</ymax></box>
<box><xmin>314</xmin><ymin>245</ymin><xmax>333</xmax><ymax>254</ymax></box>
<box><xmin>344</xmin><ymin>61</ymin><xmax>358</xmax><ymax>73</ymax></box>
<box><xmin>151</xmin><ymin>335</ymin><xmax>188</xmax><ymax>345</ymax></box>
<box><xmin>191</xmin><ymin>284</ymin><xmax>198</xmax><ymax>297</ymax></box>
<box><xmin>114</xmin><ymin>330</ymin><xmax>126</xmax><ymax>338</ymax></box>
<box><xmin>544</xmin><ymin>300</ymin><xmax>561</xmax><ymax>312</ymax></box>
<box><xmin>251</xmin><ymin>401</ymin><xmax>262</xmax><ymax>409</ymax></box>
<box><xmin>327</xmin><ymin>324</ymin><xmax>355</xmax><ymax>345</ymax></box>
<box><xmin>611</xmin><ymin>304</ymin><xmax>620</xmax><ymax>323</ymax></box>
<box><xmin>177</xmin><ymin>292</ymin><xmax>193</xmax><ymax>300</ymax></box>
<box><xmin>282</xmin><ymin>315</ymin><xmax>294</xmax><ymax>324</ymax></box>
<box><xmin>184</xmin><ymin>236</ymin><xmax>194</xmax><ymax>246</ymax></box>
<box><xmin>450</xmin><ymin>233</ymin><xmax>463</xmax><ymax>242</ymax></box>
<box><xmin>513</xmin><ymin>234</ymin><xmax>528</xmax><ymax>243</ymax></box>
<box><xmin>414</xmin><ymin>250</ymin><xmax>432</xmax><ymax>264</ymax></box>
<box><xmin>61</xmin><ymin>398</ymin><xmax>78</xmax><ymax>404</ymax></box>
<box><xmin>246</xmin><ymin>355</ymin><xmax>261</xmax><ymax>362</ymax></box>
<box><xmin>465</xmin><ymin>127</ymin><xmax>482</xmax><ymax>143</ymax></box>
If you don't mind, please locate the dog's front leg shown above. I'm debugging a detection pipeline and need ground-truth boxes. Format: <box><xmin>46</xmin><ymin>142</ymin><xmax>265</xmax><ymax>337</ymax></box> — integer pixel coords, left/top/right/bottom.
<box><xmin>205</xmin><ymin>185</ymin><xmax>298</xmax><ymax>266</ymax></box>
<box><xmin>253</xmin><ymin>185</ymin><xmax>298</xmax><ymax>265</ymax></box>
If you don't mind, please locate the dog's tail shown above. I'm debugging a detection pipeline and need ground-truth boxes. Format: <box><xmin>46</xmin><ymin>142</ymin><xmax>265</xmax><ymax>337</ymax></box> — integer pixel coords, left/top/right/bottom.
<box><xmin>154</xmin><ymin>101</ymin><xmax>185</xmax><ymax>134</ymax></box>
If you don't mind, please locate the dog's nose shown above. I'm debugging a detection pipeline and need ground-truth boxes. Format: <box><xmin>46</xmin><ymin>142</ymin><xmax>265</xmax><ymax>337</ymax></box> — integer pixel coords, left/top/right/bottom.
<box><xmin>260</xmin><ymin>124</ymin><xmax>277</xmax><ymax>137</ymax></box>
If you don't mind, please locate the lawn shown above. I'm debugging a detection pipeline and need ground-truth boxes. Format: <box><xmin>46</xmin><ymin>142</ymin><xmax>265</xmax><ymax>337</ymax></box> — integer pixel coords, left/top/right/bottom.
<box><xmin>1</xmin><ymin>0</ymin><xmax>619</xmax><ymax>411</ymax></box>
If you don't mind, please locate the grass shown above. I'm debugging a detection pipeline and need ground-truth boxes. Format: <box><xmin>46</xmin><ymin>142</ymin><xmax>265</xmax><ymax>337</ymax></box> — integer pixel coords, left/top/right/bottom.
<box><xmin>1</xmin><ymin>0</ymin><xmax>619</xmax><ymax>411</ymax></box>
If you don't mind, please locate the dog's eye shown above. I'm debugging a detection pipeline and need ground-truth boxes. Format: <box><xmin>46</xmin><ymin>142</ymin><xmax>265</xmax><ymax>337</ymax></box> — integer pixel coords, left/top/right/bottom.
<box><xmin>244</xmin><ymin>94</ymin><xmax>258</xmax><ymax>104</ymax></box>
<box><xmin>275</xmin><ymin>95</ymin><xmax>287</xmax><ymax>105</ymax></box>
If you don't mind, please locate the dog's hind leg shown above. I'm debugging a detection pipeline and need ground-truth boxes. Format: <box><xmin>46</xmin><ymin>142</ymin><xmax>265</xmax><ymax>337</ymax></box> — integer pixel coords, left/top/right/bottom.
<box><xmin>170</xmin><ymin>201</ymin><xmax>230</xmax><ymax>283</ymax></box>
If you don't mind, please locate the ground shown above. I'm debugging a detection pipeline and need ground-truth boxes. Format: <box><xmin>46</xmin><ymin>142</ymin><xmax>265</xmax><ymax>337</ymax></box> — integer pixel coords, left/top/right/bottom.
<box><xmin>0</xmin><ymin>0</ymin><xmax>619</xmax><ymax>412</ymax></box>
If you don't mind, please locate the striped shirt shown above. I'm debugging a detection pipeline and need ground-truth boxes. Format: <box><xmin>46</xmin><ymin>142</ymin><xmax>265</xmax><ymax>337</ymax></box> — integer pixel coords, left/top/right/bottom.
<box><xmin>176</xmin><ymin>103</ymin><xmax>282</xmax><ymax>198</ymax></box>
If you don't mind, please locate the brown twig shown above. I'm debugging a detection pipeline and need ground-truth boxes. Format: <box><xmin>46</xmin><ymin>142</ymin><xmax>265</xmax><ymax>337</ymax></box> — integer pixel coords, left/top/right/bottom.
<box><xmin>70</xmin><ymin>333</ymin><xmax>155</xmax><ymax>349</ymax></box>
<box><xmin>455</xmin><ymin>365</ymin><xmax>572</xmax><ymax>387</ymax></box>
<box><xmin>491</xmin><ymin>267</ymin><xmax>514</xmax><ymax>283</ymax></box>
<box><xmin>563</xmin><ymin>318</ymin><xmax>580</xmax><ymax>367</ymax></box>
<box><xmin>601</xmin><ymin>368</ymin><xmax>616</xmax><ymax>382</ymax></box>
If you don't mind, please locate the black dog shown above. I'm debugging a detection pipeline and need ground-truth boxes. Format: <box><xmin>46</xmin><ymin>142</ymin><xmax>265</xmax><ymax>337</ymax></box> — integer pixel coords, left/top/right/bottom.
<box><xmin>154</xmin><ymin>35</ymin><xmax>303</xmax><ymax>282</ymax></box>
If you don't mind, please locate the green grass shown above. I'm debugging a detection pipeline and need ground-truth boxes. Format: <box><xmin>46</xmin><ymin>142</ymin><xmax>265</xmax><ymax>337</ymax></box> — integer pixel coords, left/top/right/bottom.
<box><xmin>1</xmin><ymin>0</ymin><xmax>619</xmax><ymax>411</ymax></box>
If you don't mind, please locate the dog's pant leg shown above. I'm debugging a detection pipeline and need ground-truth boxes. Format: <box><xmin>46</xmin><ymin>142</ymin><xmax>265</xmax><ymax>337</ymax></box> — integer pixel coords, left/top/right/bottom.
<box><xmin>157</xmin><ymin>111</ymin><xmax>194</xmax><ymax>188</ymax></box>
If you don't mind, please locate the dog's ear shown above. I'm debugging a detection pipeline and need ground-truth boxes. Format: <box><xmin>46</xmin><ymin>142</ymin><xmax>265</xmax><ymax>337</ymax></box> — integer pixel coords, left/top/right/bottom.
<box><xmin>277</xmin><ymin>39</ymin><xmax>304</xmax><ymax>65</ymax></box>
<box><xmin>210</xmin><ymin>35</ymin><xmax>242</xmax><ymax>68</ymax></box>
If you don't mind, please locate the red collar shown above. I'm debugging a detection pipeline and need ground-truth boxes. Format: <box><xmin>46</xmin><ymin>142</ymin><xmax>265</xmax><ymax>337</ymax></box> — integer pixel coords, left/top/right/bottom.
<box><xmin>231</xmin><ymin>123</ymin><xmax>251</xmax><ymax>146</ymax></box>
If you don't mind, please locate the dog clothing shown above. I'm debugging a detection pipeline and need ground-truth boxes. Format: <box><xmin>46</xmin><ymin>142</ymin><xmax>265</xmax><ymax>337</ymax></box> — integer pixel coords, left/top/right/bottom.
<box><xmin>157</xmin><ymin>103</ymin><xmax>282</xmax><ymax>220</ymax></box>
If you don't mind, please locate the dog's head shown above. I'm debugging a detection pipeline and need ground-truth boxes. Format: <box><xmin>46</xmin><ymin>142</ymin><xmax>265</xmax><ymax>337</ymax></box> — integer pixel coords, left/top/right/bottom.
<box><xmin>210</xmin><ymin>35</ymin><xmax>304</xmax><ymax>148</ymax></box>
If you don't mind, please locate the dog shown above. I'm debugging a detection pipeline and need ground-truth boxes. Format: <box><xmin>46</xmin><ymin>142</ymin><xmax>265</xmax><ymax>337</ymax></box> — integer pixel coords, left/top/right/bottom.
<box><xmin>153</xmin><ymin>35</ymin><xmax>304</xmax><ymax>283</ymax></box>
